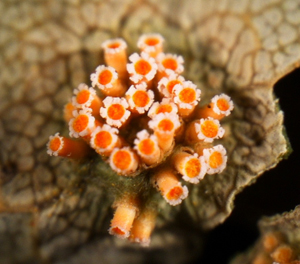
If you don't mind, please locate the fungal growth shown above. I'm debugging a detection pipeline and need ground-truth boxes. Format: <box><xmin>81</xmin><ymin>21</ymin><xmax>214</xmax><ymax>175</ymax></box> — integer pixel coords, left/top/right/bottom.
<box><xmin>232</xmin><ymin>206</ymin><xmax>300</xmax><ymax>264</ymax></box>
<box><xmin>46</xmin><ymin>33</ymin><xmax>234</xmax><ymax>247</ymax></box>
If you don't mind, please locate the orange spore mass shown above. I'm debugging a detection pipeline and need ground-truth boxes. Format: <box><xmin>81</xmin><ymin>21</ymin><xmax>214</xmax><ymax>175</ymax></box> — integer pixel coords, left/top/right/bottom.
<box><xmin>132</xmin><ymin>91</ymin><xmax>149</xmax><ymax>107</ymax></box>
<box><xmin>156</xmin><ymin>104</ymin><xmax>172</xmax><ymax>114</ymax></box>
<box><xmin>76</xmin><ymin>90</ymin><xmax>90</xmax><ymax>104</ymax></box>
<box><xmin>167</xmin><ymin>80</ymin><xmax>181</xmax><ymax>94</ymax></box>
<box><xmin>64</xmin><ymin>102</ymin><xmax>76</xmax><ymax>113</ymax></box>
<box><xmin>64</xmin><ymin>102</ymin><xmax>76</xmax><ymax>122</ymax></box>
<box><xmin>201</xmin><ymin>120</ymin><xmax>218</xmax><ymax>138</ymax></box>
<box><xmin>112</xmin><ymin>227</ymin><xmax>125</xmax><ymax>236</ymax></box>
<box><xmin>134</xmin><ymin>60</ymin><xmax>151</xmax><ymax>75</ymax></box>
<box><xmin>50</xmin><ymin>137</ymin><xmax>61</xmax><ymax>152</ymax></box>
<box><xmin>216</xmin><ymin>98</ymin><xmax>230</xmax><ymax>111</ymax></box>
<box><xmin>108</xmin><ymin>42</ymin><xmax>121</xmax><ymax>49</ymax></box>
<box><xmin>209</xmin><ymin>151</ymin><xmax>223</xmax><ymax>169</ymax></box>
<box><xmin>166</xmin><ymin>186</ymin><xmax>183</xmax><ymax>200</ymax></box>
<box><xmin>272</xmin><ymin>246</ymin><xmax>294</xmax><ymax>263</ymax></box>
<box><xmin>185</xmin><ymin>158</ymin><xmax>201</xmax><ymax>178</ymax></box>
<box><xmin>179</xmin><ymin>88</ymin><xmax>196</xmax><ymax>103</ymax></box>
<box><xmin>139</xmin><ymin>139</ymin><xmax>155</xmax><ymax>155</ymax></box>
<box><xmin>113</xmin><ymin>150</ymin><xmax>131</xmax><ymax>170</ymax></box>
<box><xmin>263</xmin><ymin>233</ymin><xmax>280</xmax><ymax>252</ymax></box>
<box><xmin>73</xmin><ymin>115</ymin><xmax>89</xmax><ymax>132</ymax></box>
<box><xmin>98</xmin><ymin>69</ymin><xmax>113</xmax><ymax>85</ymax></box>
<box><xmin>158</xmin><ymin>119</ymin><xmax>174</xmax><ymax>132</ymax></box>
<box><xmin>162</xmin><ymin>58</ymin><xmax>178</xmax><ymax>71</ymax></box>
<box><xmin>107</xmin><ymin>104</ymin><xmax>125</xmax><ymax>120</ymax></box>
<box><xmin>252</xmin><ymin>253</ymin><xmax>272</xmax><ymax>264</ymax></box>
<box><xmin>94</xmin><ymin>131</ymin><xmax>112</xmax><ymax>149</ymax></box>
<box><xmin>145</xmin><ymin>38</ymin><xmax>159</xmax><ymax>46</ymax></box>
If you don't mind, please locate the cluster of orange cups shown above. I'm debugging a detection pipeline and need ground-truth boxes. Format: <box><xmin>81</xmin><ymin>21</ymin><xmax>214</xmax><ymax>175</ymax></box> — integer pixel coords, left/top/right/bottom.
<box><xmin>47</xmin><ymin>33</ymin><xmax>234</xmax><ymax>246</ymax></box>
<box><xmin>252</xmin><ymin>231</ymin><xmax>299</xmax><ymax>264</ymax></box>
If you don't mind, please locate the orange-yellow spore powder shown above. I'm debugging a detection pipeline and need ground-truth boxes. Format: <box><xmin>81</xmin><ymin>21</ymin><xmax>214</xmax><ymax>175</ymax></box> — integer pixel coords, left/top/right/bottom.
<box><xmin>134</xmin><ymin>60</ymin><xmax>151</xmax><ymax>75</ymax></box>
<box><xmin>156</xmin><ymin>104</ymin><xmax>172</xmax><ymax>114</ymax></box>
<box><xmin>132</xmin><ymin>91</ymin><xmax>149</xmax><ymax>107</ymax></box>
<box><xmin>167</xmin><ymin>80</ymin><xmax>181</xmax><ymax>94</ymax></box>
<box><xmin>252</xmin><ymin>253</ymin><xmax>272</xmax><ymax>264</ymax></box>
<box><xmin>209</xmin><ymin>151</ymin><xmax>223</xmax><ymax>169</ymax></box>
<box><xmin>73</xmin><ymin>115</ymin><xmax>89</xmax><ymax>132</ymax></box>
<box><xmin>49</xmin><ymin>137</ymin><xmax>61</xmax><ymax>152</ymax></box>
<box><xmin>166</xmin><ymin>186</ymin><xmax>183</xmax><ymax>200</ymax></box>
<box><xmin>111</xmin><ymin>227</ymin><xmax>125</xmax><ymax>236</ymax></box>
<box><xmin>113</xmin><ymin>150</ymin><xmax>131</xmax><ymax>170</ymax></box>
<box><xmin>271</xmin><ymin>246</ymin><xmax>294</xmax><ymax>263</ymax></box>
<box><xmin>98</xmin><ymin>69</ymin><xmax>113</xmax><ymax>85</ymax></box>
<box><xmin>94</xmin><ymin>131</ymin><xmax>112</xmax><ymax>149</ymax></box>
<box><xmin>201</xmin><ymin>120</ymin><xmax>218</xmax><ymax>138</ymax></box>
<box><xmin>76</xmin><ymin>90</ymin><xmax>90</xmax><ymax>104</ymax></box>
<box><xmin>108</xmin><ymin>42</ymin><xmax>121</xmax><ymax>49</ymax></box>
<box><xmin>158</xmin><ymin>119</ymin><xmax>174</xmax><ymax>132</ymax></box>
<box><xmin>145</xmin><ymin>38</ymin><xmax>159</xmax><ymax>46</ymax></box>
<box><xmin>263</xmin><ymin>233</ymin><xmax>281</xmax><ymax>252</ymax></box>
<box><xmin>216</xmin><ymin>98</ymin><xmax>230</xmax><ymax>111</ymax></box>
<box><xmin>162</xmin><ymin>58</ymin><xmax>178</xmax><ymax>71</ymax></box>
<box><xmin>185</xmin><ymin>158</ymin><xmax>201</xmax><ymax>178</ymax></box>
<box><xmin>179</xmin><ymin>88</ymin><xmax>196</xmax><ymax>103</ymax></box>
<box><xmin>107</xmin><ymin>104</ymin><xmax>125</xmax><ymax>120</ymax></box>
<box><xmin>139</xmin><ymin>139</ymin><xmax>155</xmax><ymax>156</ymax></box>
